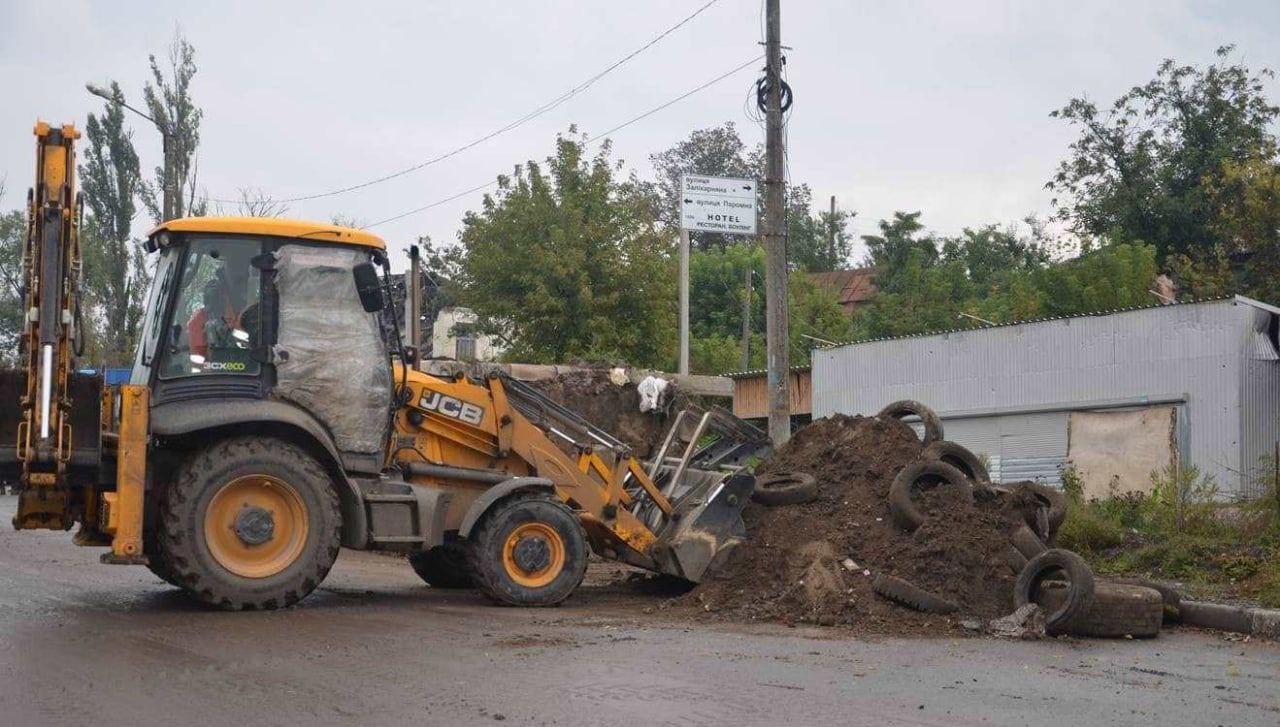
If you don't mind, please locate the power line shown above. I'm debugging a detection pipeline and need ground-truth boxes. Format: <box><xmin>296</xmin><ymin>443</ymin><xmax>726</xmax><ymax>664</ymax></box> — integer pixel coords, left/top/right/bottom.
<box><xmin>365</xmin><ymin>55</ymin><xmax>762</xmax><ymax>229</ymax></box>
<box><xmin>211</xmin><ymin>1</ymin><xmax>722</xmax><ymax>205</ymax></box>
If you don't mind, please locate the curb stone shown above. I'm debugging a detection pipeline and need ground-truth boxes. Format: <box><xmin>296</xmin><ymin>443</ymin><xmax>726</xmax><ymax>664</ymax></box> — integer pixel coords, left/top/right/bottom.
<box><xmin>1180</xmin><ymin>601</ymin><xmax>1280</xmax><ymax>636</ymax></box>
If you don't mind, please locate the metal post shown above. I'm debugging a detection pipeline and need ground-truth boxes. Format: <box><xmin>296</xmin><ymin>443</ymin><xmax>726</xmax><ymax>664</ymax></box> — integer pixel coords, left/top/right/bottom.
<box><xmin>678</xmin><ymin>228</ymin><xmax>690</xmax><ymax>375</ymax></box>
<box><xmin>408</xmin><ymin>243</ymin><xmax>422</xmax><ymax>365</ymax></box>
<box><xmin>740</xmin><ymin>265</ymin><xmax>752</xmax><ymax>370</ymax></box>
<box><xmin>764</xmin><ymin>0</ymin><xmax>791</xmax><ymax>446</ymax></box>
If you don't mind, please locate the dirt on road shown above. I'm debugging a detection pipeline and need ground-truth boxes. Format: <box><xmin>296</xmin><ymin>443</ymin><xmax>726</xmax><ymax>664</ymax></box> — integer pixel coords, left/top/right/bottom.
<box><xmin>658</xmin><ymin>414</ymin><xmax>1045</xmax><ymax>635</ymax></box>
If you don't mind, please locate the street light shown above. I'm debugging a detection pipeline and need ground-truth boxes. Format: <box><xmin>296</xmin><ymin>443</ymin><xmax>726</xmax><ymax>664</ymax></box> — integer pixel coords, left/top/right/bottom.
<box><xmin>85</xmin><ymin>82</ymin><xmax>177</xmax><ymax>221</ymax></box>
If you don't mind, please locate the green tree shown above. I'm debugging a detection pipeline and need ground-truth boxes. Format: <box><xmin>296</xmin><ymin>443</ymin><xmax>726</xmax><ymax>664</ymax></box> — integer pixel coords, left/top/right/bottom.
<box><xmin>1202</xmin><ymin>155</ymin><xmax>1280</xmax><ymax>301</ymax></box>
<box><xmin>80</xmin><ymin>82</ymin><xmax>149</xmax><ymax>366</ymax></box>
<box><xmin>686</xmin><ymin>242</ymin><xmax>851</xmax><ymax>373</ymax></box>
<box><xmin>0</xmin><ymin>181</ymin><xmax>23</xmax><ymax>367</ymax></box>
<box><xmin>786</xmin><ymin>185</ymin><xmax>855</xmax><ymax>273</ymax></box>
<box><xmin>852</xmin><ymin>211</ymin><xmax>1158</xmax><ymax>339</ymax></box>
<box><xmin>1048</xmin><ymin>46</ymin><xmax>1279</xmax><ymax>262</ymax></box>
<box><xmin>453</xmin><ymin>132</ymin><xmax>675</xmax><ymax>367</ymax></box>
<box><xmin>141</xmin><ymin>29</ymin><xmax>205</xmax><ymax>221</ymax></box>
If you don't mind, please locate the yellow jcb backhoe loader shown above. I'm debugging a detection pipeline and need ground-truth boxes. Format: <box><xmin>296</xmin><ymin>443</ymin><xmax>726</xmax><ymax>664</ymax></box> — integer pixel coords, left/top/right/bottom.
<box><xmin>0</xmin><ymin>121</ymin><xmax>767</xmax><ymax>609</ymax></box>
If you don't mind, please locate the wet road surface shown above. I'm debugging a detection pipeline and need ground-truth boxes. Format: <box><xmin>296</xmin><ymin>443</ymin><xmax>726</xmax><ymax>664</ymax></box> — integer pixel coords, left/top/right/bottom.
<box><xmin>0</xmin><ymin>496</ymin><xmax>1276</xmax><ymax>726</ymax></box>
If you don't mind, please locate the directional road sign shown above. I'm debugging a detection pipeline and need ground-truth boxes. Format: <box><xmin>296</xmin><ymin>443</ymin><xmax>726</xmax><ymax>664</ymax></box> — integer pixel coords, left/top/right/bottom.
<box><xmin>680</xmin><ymin>174</ymin><xmax>757</xmax><ymax>235</ymax></box>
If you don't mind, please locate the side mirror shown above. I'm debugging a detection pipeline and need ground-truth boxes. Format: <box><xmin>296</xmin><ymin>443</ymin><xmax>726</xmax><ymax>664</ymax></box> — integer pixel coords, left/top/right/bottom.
<box><xmin>352</xmin><ymin>262</ymin><xmax>385</xmax><ymax>313</ymax></box>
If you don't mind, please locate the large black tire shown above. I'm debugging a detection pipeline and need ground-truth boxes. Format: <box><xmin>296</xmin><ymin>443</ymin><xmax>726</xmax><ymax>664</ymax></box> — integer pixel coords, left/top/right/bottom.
<box><xmin>1009</xmin><ymin>524</ymin><xmax>1048</xmax><ymax>560</ymax></box>
<box><xmin>410</xmin><ymin>541</ymin><xmax>474</xmax><ymax>589</ymax></box>
<box><xmin>466</xmin><ymin>492</ymin><xmax>588</xmax><ymax>607</ymax></box>
<box><xmin>750</xmin><ymin>471</ymin><xmax>819</xmax><ymax>506</ymax></box>
<box><xmin>1110</xmin><ymin>577</ymin><xmax>1182</xmax><ymax>622</ymax></box>
<box><xmin>1036</xmin><ymin>581</ymin><xmax>1163</xmax><ymax>638</ymax></box>
<box><xmin>888</xmin><ymin>460</ymin><xmax>973</xmax><ymax>532</ymax></box>
<box><xmin>1014</xmin><ymin>549</ymin><xmax>1095</xmax><ymax>635</ymax></box>
<box><xmin>872</xmin><ymin>573</ymin><xmax>959</xmax><ymax>614</ymax></box>
<box><xmin>1011</xmin><ymin>482</ymin><xmax>1068</xmax><ymax>541</ymax></box>
<box><xmin>920</xmin><ymin>440</ymin><xmax>990</xmax><ymax>484</ymax></box>
<box><xmin>877</xmin><ymin>400</ymin><xmax>944</xmax><ymax>445</ymax></box>
<box><xmin>156</xmin><ymin>437</ymin><xmax>341</xmax><ymax>611</ymax></box>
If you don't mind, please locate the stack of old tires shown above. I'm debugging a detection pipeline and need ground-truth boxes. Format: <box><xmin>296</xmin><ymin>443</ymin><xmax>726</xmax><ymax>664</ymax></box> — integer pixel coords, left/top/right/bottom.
<box><xmin>877</xmin><ymin>400</ymin><xmax>1176</xmax><ymax>638</ymax></box>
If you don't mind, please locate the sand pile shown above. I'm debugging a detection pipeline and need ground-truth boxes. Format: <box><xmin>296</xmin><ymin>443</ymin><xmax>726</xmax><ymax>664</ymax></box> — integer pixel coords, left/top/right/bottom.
<box><xmin>685</xmin><ymin>414</ymin><xmax>1038</xmax><ymax>634</ymax></box>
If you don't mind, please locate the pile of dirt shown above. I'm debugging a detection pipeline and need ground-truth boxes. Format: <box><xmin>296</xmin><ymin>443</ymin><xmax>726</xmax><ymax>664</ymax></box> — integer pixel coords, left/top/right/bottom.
<box><xmin>677</xmin><ymin>414</ymin><xmax>1038</xmax><ymax>635</ymax></box>
<box><xmin>528</xmin><ymin>369</ymin><xmax>685</xmax><ymax>458</ymax></box>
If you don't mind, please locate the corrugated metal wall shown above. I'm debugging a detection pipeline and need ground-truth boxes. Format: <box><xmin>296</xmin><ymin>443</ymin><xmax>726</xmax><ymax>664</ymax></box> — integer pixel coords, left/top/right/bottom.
<box><xmin>812</xmin><ymin>299</ymin><xmax>1280</xmax><ymax>496</ymax></box>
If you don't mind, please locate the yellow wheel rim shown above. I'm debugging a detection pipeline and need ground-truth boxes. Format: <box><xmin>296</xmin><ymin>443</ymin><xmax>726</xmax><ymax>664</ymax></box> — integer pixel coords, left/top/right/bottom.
<box><xmin>203</xmin><ymin>474</ymin><xmax>309</xmax><ymax>579</ymax></box>
<box><xmin>501</xmin><ymin>522</ymin><xmax>566</xmax><ymax>588</ymax></box>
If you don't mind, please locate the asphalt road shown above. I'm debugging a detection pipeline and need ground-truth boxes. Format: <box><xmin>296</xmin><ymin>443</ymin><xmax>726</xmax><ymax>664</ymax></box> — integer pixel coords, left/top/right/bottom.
<box><xmin>0</xmin><ymin>496</ymin><xmax>1276</xmax><ymax>726</ymax></box>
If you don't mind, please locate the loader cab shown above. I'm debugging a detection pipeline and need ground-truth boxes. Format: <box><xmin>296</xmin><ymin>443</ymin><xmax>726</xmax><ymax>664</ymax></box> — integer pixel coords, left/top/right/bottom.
<box><xmin>133</xmin><ymin>217</ymin><xmax>395</xmax><ymax>464</ymax></box>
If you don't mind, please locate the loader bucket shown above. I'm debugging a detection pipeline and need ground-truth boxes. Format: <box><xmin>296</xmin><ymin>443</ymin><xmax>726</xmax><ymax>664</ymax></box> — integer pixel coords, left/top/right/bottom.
<box><xmin>650</xmin><ymin>470</ymin><xmax>754</xmax><ymax>583</ymax></box>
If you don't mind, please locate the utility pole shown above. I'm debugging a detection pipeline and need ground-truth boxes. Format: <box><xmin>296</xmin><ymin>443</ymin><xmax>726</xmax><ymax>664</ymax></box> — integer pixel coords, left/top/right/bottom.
<box><xmin>678</xmin><ymin>228</ymin><xmax>690</xmax><ymax>375</ymax></box>
<box><xmin>740</xmin><ymin>266</ymin><xmax>752</xmax><ymax>370</ymax></box>
<box><xmin>828</xmin><ymin>195</ymin><xmax>836</xmax><ymax>261</ymax></box>
<box><xmin>763</xmin><ymin>0</ymin><xmax>791</xmax><ymax>446</ymax></box>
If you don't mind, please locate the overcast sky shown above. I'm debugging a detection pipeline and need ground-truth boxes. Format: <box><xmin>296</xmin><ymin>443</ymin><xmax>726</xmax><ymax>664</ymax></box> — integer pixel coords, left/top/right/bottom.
<box><xmin>3</xmin><ymin>0</ymin><xmax>1279</xmax><ymax>270</ymax></box>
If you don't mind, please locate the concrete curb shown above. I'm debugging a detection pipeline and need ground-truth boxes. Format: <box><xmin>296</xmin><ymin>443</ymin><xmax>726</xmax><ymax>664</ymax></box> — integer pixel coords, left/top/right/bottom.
<box><xmin>1180</xmin><ymin>600</ymin><xmax>1280</xmax><ymax>636</ymax></box>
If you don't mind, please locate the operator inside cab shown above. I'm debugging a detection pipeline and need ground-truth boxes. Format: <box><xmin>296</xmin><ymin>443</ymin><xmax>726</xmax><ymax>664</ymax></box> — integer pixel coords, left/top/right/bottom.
<box><xmin>160</xmin><ymin>237</ymin><xmax>261</xmax><ymax>377</ymax></box>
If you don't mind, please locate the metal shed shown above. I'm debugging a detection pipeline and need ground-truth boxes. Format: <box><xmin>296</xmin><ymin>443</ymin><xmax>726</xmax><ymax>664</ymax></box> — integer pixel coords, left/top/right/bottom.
<box><xmin>810</xmin><ymin>296</ymin><xmax>1280</xmax><ymax>498</ymax></box>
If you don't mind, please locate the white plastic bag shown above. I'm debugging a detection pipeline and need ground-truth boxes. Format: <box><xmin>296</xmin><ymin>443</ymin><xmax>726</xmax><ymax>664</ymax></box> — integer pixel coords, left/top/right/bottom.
<box><xmin>637</xmin><ymin>375</ymin><xmax>669</xmax><ymax>413</ymax></box>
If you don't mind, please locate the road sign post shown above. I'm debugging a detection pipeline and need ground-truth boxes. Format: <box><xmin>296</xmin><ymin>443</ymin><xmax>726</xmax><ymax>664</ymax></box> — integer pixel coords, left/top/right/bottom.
<box><xmin>678</xmin><ymin>174</ymin><xmax>758</xmax><ymax>375</ymax></box>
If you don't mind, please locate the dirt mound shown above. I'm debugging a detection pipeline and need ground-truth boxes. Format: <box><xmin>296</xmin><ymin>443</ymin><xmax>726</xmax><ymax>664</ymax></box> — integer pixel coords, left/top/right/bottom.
<box><xmin>679</xmin><ymin>414</ymin><xmax>1030</xmax><ymax>635</ymax></box>
<box><xmin>527</xmin><ymin>369</ymin><xmax>684</xmax><ymax>459</ymax></box>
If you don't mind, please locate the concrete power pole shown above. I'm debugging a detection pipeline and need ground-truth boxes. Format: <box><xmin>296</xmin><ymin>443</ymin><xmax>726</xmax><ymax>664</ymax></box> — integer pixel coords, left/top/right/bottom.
<box><xmin>763</xmin><ymin>0</ymin><xmax>791</xmax><ymax>446</ymax></box>
<box><xmin>740</xmin><ymin>266</ymin><xmax>752</xmax><ymax>371</ymax></box>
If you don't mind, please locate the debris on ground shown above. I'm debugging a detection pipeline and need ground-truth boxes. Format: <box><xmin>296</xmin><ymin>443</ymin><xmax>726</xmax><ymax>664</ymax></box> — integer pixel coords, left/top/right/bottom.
<box><xmin>528</xmin><ymin>369</ymin><xmax>687</xmax><ymax>458</ymax></box>
<box><xmin>668</xmin><ymin>413</ymin><xmax>1040</xmax><ymax>635</ymax></box>
<box><xmin>987</xmin><ymin>604</ymin><xmax>1047</xmax><ymax>640</ymax></box>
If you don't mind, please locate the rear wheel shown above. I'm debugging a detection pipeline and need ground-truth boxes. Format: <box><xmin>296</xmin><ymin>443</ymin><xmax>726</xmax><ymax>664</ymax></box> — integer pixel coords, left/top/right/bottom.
<box><xmin>467</xmin><ymin>492</ymin><xmax>588</xmax><ymax>607</ymax></box>
<box><xmin>409</xmin><ymin>541</ymin><xmax>474</xmax><ymax>588</ymax></box>
<box><xmin>157</xmin><ymin>437</ymin><xmax>341</xmax><ymax>610</ymax></box>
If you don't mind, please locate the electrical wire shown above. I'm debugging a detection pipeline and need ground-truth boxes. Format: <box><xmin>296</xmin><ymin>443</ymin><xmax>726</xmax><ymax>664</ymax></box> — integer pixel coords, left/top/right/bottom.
<box><xmin>365</xmin><ymin>55</ymin><xmax>763</xmax><ymax>229</ymax></box>
<box><xmin>209</xmin><ymin>1</ymin><xmax>722</xmax><ymax>205</ymax></box>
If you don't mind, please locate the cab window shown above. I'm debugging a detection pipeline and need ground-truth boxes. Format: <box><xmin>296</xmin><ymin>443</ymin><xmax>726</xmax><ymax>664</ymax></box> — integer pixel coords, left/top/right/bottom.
<box><xmin>159</xmin><ymin>237</ymin><xmax>263</xmax><ymax>378</ymax></box>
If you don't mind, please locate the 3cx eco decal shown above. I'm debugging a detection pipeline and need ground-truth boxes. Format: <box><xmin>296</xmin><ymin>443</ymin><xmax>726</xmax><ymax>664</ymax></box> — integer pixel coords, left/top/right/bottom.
<box><xmin>419</xmin><ymin>390</ymin><xmax>485</xmax><ymax>425</ymax></box>
<box><xmin>205</xmin><ymin>361</ymin><xmax>247</xmax><ymax>372</ymax></box>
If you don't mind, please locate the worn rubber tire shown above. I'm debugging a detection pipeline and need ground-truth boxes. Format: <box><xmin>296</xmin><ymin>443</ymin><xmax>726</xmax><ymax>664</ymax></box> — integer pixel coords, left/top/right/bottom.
<box><xmin>1011</xmin><ymin>482</ymin><xmax>1068</xmax><ymax>541</ymax></box>
<box><xmin>157</xmin><ymin>437</ymin><xmax>341</xmax><ymax>611</ymax></box>
<box><xmin>1014</xmin><ymin>549</ymin><xmax>1095</xmax><ymax>635</ymax></box>
<box><xmin>872</xmin><ymin>573</ymin><xmax>959</xmax><ymax>614</ymax></box>
<box><xmin>920</xmin><ymin>440</ymin><xmax>990</xmax><ymax>484</ymax></box>
<box><xmin>466</xmin><ymin>492</ymin><xmax>588</xmax><ymax>607</ymax></box>
<box><xmin>877</xmin><ymin>400</ymin><xmax>944</xmax><ymax>445</ymax></box>
<box><xmin>410</xmin><ymin>541</ymin><xmax>474</xmax><ymax>588</ymax></box>
<box><xmin>888</xmin><ymin>460</ymin><xmax>973</xmax><ymax>532</ymax></box>
<box><xmin>1006</xmin><ymin>545</ymin><xmax>1029</xmax><ymax>575</ymax></box>
<box><xmin>1036</xmin><ymin>581</ymin><xmax>1163</xmax><ymax>638</ymax></box>
<box><xmin>1009</xmin><ymin>524</ymin><xmax>1048</xmax><ymax>560</ymax></box>
<box><xmin>1110</xmin><ymin>577</ymin><xmax>1182</xmax><ymax>622</ymax></box>
<box><xmin>750</xmin><ymin>471</ymin><xmax>819</xmax><ymax>506</ymax></box>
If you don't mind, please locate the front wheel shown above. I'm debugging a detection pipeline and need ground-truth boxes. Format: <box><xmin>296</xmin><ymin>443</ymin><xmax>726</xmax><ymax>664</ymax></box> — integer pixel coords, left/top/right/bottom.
<box><xmin>466</xmin><ymin>492</ymin><xmax>588</xmax><ymax>607</ymax></box>
<box><xmin>156</xmin><ymin>437</ymin><xmax>341</xmax><ymax>610</ymax></box>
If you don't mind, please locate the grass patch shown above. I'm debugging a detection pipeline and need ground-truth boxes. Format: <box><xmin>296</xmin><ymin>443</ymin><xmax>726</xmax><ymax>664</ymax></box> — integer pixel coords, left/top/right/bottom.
<box><xmin>1056</xmin><ymin>464</ymin><xmax>1280</xmax><ymax>605</ymax></box>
